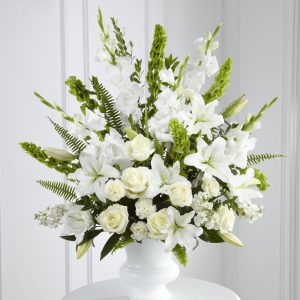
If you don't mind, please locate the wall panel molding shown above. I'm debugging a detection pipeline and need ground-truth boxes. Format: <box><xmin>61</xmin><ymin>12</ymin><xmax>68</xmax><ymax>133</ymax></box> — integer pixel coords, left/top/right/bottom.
<box><xmin>280</xmin><ymin>0</ymin><xmax>300</xmax><ymax>299</ymax></box>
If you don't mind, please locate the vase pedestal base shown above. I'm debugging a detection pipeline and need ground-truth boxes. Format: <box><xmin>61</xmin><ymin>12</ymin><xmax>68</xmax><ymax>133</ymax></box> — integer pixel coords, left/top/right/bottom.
<box><xmin>62</xmin><ymin>277</ymin><xmax>240</xmax><ymax>300</ymax></box>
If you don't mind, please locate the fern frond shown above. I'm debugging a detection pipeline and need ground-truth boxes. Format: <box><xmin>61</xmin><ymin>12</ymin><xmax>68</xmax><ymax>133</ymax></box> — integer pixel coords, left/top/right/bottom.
<box><xmin>49</xmin><ymin>119</ymin><xmax>86</xmax><ymax>155</ymax></box>
<box><xmin>172</xmin><ymin>244</ymin><xmax>187</xmax><ymax>266</ymax></box>
<box><xmin>37</xmin><ymin>180</ymin><xmax>78</xmax><ymax>201</ymax></box>
<box><xmin>20</xmin><ymin>142</ymin><xmax>79</xmax><ymax>174</ymax></box>
<box><xmin>222</xmin><ymin>95</ymin><xmax>248</xmax><ymax>119</ymax></box>
<box><xmin>153</xmin><ymin>136</ymin><xmax>165</xmax><ymax>158</ymax></box>
<box><xmin>91</xmin><ymin>76</ymin><xmax>124</xmax><ymax>135</ymax></box>
<box><xmin>203</xmin><ymin>57</ymin><xmax>232</xmax><ymax>104</ymax></box>
<box><xmin>247</xmin><ymin>153</ymin><xmax>284</xmax><ymax>165</ymax></box>
<box><xmin>112</xmin><ymin>235</ymin><xmax>134</xmax><ymax>254</ymax></box>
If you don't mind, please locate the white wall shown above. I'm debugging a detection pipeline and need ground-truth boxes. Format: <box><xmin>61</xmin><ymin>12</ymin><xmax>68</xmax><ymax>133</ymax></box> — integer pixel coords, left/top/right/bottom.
<box><xmin>0</xmin><ymin>0</ymin><xmax>299</xmax><ymax>300</ymax></box>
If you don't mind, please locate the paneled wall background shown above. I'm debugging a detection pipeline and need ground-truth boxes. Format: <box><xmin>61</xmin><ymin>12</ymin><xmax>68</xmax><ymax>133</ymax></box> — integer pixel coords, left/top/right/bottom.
<box><xmin>0</xmin><ymin>0</ymin><xmax>299</xmax><ymax>299</ymax></box>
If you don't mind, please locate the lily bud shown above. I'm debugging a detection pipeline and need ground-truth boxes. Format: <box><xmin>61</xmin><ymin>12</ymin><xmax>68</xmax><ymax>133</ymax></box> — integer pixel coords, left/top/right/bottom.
<box><xmin>125</xmin><ymin>128</ymin><xmax>138</xmax><ymax>140</ymax></box>
<box><xmin>44</xmin><ymin>148</ymin><xmax>75</xmax><ymax>161</ymax></box>
<box><xmin>219</xmin><ymin>232</ymin><xmax>244</xmax><ymax>247</ymax></box>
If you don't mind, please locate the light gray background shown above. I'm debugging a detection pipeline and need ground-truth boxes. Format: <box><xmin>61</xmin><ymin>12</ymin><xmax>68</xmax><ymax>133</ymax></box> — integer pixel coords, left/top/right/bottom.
<box><xmin>0</xmin><ymin>0</ymin><xmax>299</xmax><ymax>299</ymax></box>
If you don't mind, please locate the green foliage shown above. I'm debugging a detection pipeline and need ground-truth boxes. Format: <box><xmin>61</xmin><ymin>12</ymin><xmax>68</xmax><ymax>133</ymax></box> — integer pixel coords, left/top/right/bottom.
<box><xmin>203</xmin><ymin>57</ymin><xmax>232</xmax><ymax>104</ymax></box>
<box><xmin>243</xmin><ymin>97</ymin><xmax>278</xmax><ymax>131</ymax></box>
<box><xmin>153</xmin><ymin>136</ymin><xmax>165</xmax><ymax>158</ymax></box>
<box><xmin>254</xmin><ymin>169</ymin><xmax>269</xmax><ymax>191</ymax></box>
<box><xmin>20</xmin><ymin>142</ymin><xmax>78</xmax><ymax>174</ymax></box>
<box><xmin>172</xmin><ymin>244</ymin><xmax>187</xmax><ymax>266</ymax></box>
<box><xmin>34</xmin><ymin>92</ymin><xmax>74</xmax><ymax>122</ymax></box>
<box><xmin>37</xmin><ymin>180</ymin><xmax>78</xmax><ymax>201</ymax></box>
<box><xmin>111</xmin><ymin>17</ymin><xmax>130</xmax><ymax>57</ymax></box>
<box><xmin>130</xmin><ymin>59</ymin><xmax>143</xmax><ymax>83</ymax></box>
<box><xmin>144</xmin><ymin>24</ymin><xmax>167</xmax><ymax>134</ymax></box>
<box><xmin>100</xmin><ymin>233</ymin><xmax>121</xmax><ymax>260</ymax></box>
<box><xmin>112</xmin><ymin>234</ymin><xmax>134</xmax><ymax>253</ymax></box>
<box><xmin>200</xmin><ymin>229</ymin><xmax>224</xmax><ymax>243</ymax></box>
<box><xmin>165</xmin><ymin>54</ymin><xmax>180</xmax><ymax>73</ymax></box>
<box><xmin>222</xmin><ymin>95</ymin><xmax>248</xmax><ymax>119</ymax></box>
<box><xmin>91</xmin><ymin>76</ymin><xmax>124</xmax><ymax>135</ymax></box>
<box><xmin>49</xmin><ymin>119</ymin><xmax>86</xmax><ymax>155</ymax></box>
<box><xmin>169</xmin><ymin>119</ymin><xmax>190</xmax><ymax>165</ymax></box>
<box><xmin>65</xmin><ymin>76</ymin><xmax>98</xmax><ymax>113</ymax></box>
<box><xmin>174</xmin><ymin>55</ymin><xmax>189</xmax><ymax>90</ymax></box>
<box><xmin>247</xmin><ymin>153</ymin><xmax>284</xmax><ymax>165</ymax></box>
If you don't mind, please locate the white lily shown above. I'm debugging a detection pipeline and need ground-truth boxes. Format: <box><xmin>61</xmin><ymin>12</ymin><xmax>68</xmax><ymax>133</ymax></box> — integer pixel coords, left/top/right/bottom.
<box><xmin>164</xmin><ymin>207</ymin><xmax>202</xmax><ymax>251</ymax></box>
<box><xmin>187</xmin><ymin>96</ymin><xmax>224</xmax><ymax>138</ymax></box>
<box><xmin>184</xmin><ymin>137</ymin><xmax>231</xmax><ymax>182</ymax></box>
<box><xmin>147</xmin><ymin>154</ymin><xmax>187</xmax><ymax>197</ymax></box>
<box><xmin>228</xmin><ymin>168</ymin><xmax>262</xmax><ymax>201</ymax></box>
<box><xmin>74</xmin><ymin>150</ymin><xmax>120</xmax><ymax>202</ymax></box>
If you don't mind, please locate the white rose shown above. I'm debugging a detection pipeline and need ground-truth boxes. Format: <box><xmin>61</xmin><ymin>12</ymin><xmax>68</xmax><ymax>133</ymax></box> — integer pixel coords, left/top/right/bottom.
<box><xmin>97</xmin><ymin>204</ymin><xmax>128</xmax><ymax>234</ymax></box>
<box><xmin>217</xmin><ymin>205</ymin><xmax>235</xmax><ymax>233</ymax></box>
<box><xmin>122</xmin><ymin>167</ymin><xmax>150</xmax><ymax>199</ymax></box>
<box><xmin>135</xmin><ymin>198</ymin><xmax>157</xmax><ymax>219</ymax></box>
<box><xmin>105</xmin><ymin>179</ymin><xmax>126</xmax><ymax>202</ymax></box>
<box><xmin>127</xmin><ymin>134</ymin><xmax>154</xmax><ymax>161</ymax></box>
<box><xmin>202</xmin><ymin>177</ymin><xmax>221</xmax><ymax>197</ymax></box>
<box><xmin>168</xmin><ymin>182</ymin><xmax>192</xmax><ymax>207</ymax></box>
<box><xmin>147</xmin><ymin>209</ymin><xmax>169</xmax><ymax>240</ymax></box>
<box><xmin>130</xmin><ymin>221</ymin><xmax>148</xmax><ymax>241</ymax></box>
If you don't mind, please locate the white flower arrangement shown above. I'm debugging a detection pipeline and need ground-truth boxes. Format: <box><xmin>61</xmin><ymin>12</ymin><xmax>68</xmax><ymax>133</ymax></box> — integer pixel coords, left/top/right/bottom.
<box><xmin>21</xmin><ymin>8</ymin><xmax>283</xmax><ymax>264</ymax></box>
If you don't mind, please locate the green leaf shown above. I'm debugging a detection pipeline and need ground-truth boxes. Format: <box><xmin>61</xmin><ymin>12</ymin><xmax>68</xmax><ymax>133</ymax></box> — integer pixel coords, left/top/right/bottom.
<box><xmin>78</xmin><ymin>229</ymin><xmax>103</xmax><ymax>246</ymax></box>
<box><xmin>200</xmin><ymin>229</ymin><xmax>225</xmax><ymax>243</ymax></box>
<box><xmin>153</xmin><ymin>136</ymin><xmax>165</xmax><ymax>158</ymax></box>
<box><xmin>100</xmin><ymin>233</ymin><xmax>121</xmax><ymax>260</ymax></box>
<box><xmin>91</xmin><ymin>76</ymin><xmax>124</xmax><ymax>135</ymax></box>
<box><xmin>37</xmin><ymin>180</ymin><xmax>78</xmax><ymax>201</ymax></box>
<box><xmin>111</xmin><ymin>17</ymin><xmax>130</xmax><ymax>57</ymax></box>
<box><xmin>218</xmin><ymin>232</ymin><xmax>243</xmax><ymax>247</ymax></box>
<box><xmin>247</xmin><ymin>153</ymin><xmax>284</xmax><ymax>165</ymax></box>
<box><xmin>125</xmin><ymin>128</ymin><xmax>138</xmax><ymax>140</ymax></box>
<box><xmin>49</xmin><ymin>119</ymin><xmax>86</xmax><ymax>155</ymax></box>
<box><xmin>172</xmin><ymin>244</ymin><xmax>187</xmax><ymax>266</ymax></box>
<box><xmin>222</xmin><ymin>95</ymin><xmax>248</xmax><ymax>119</ymax></box>
<box><xmin>76</xmin><ymin>240</ymin><xmax>93</xmax><ymax>259</ymax></box>
<box><xmin>203</xmin><ymin>57</ymin><xmax>232</xmax><ymax>104</ymax></box>
<box><xmin>112</xmin><ymin>235</ymin><xmax>134</xmax><ymax>253</ymax></box>
<box><xmin>20</xmin><ymin>142</ymin><xmax>79</xmax><ymax>174</ymax></box>
<box><xmin>60</xmin><ymin>235</ymin><xmax>76</xmax><ymax>241</ymax></box>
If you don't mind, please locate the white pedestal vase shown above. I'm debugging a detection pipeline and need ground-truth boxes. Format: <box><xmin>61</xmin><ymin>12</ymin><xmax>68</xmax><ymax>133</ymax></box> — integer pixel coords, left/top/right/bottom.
<box><xmin>119</xmin><ymin>239</ymin><xmax>180</xmax><ymax>300</ymax></box>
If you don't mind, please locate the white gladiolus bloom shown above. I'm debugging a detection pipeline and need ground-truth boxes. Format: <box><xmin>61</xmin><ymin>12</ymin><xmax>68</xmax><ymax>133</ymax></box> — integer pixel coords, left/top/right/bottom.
<box><xmin>127</xmin><ymin>134</ymin><xmax>154</xmax><ymax>161</ymax></box>
<box><xmin>201</xmin><ymin>175</ymin><xmax>221</xmax><ymax>197</ymax></box>
<box><xmin>97</xmin><ymin>204</ymin><xmax>129</xmax><ymax>234</ymax></box>
<box><xmin>244</xmin><ymin>113</ymin><xmax>262</xmax><ymax>131</ymax></box>
<box><xmin>121</xmin><ymin>167</ymin><xmax>150</xmax><ymax>199</ymax></box>
<box><xmin>74</xmin><ymin>150</ymin><xmax>120</xmax><ymax>202</ymax></box>
<box><xmin>164</xmin><ymin>207</ymin><xmax>202</xmax><ymax>251</ymax></box>
<box><xmin>182</xmin><ymin>64</ymin><xmax>206</xmax><ymax>92</ymax></box>
<box><xmin>187</xmin><ymin>96</ymin><xmax>224</xmax><ymax>138</ymax></box>
<box><xmin>228</xmin><ymin>168</ymin><xmax>262</xmax><ymax>201</ymax></box>
<box><xmin>201</xmin><ymin>55</ymin><xmax>219</xmax><ymax>77</ymax></box>
<box><xmin>104</xmin><ymin>179</ymin><xmax>126</xmax><ymax>202</ymax></box>
<box><xmin>167</xmin><ymin>182</ymin><xmax>193</xmax><ymax>207</ymax></box>
<box><xmin>130</xmin><ymin>221</ymin><xmax>149</xmax><ymax>241</ymax></box>
<box><xmin>184</xmin><ymin>137</ymin><xmax>231</xmax><ymax>182</ymax></box>
<box><xmin>135</xmin><ymin>198</ymin><xmax>156</xmax><ymax>219</ymax></box>
<box><xmin>60</xmin><ymin>203</ymin><xmax>94</xmax><ymax>243</ymax></box>
<box><xmin>147</xmin><ymin>209</ymin><xmax>169</xmax><ymax>240</ymax></box>
<box><xmin>147</xmin><ymin>154</ymin><xmax>187</xmax><ymax>197</ymax></box>
<box><xmin>225</xmin><ymin>126</ymin><xmax>256</xmax><ymax>168</ymax></box>
<box><xmin>216</xmin><ymin>205</ymin><xmax>235</xmax><ymax>233</ymax></box>
<box><xmin>159</xmin><ymin>68</ymin><xmax>175</xmax><ymax>85</ymax></box>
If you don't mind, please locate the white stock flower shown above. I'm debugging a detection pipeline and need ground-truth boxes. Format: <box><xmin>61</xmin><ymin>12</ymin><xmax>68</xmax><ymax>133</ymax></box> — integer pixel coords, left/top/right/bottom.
<box><xmin>167</xmin><ymin>181</ymin><xmax>193</xmax><ymax>207</ymax></box>
<box><xmin>216</xmin><ymin>205</ymin><xmax>235</xmax><ymax>233</ymax></box>
<box><xmin>127</xmin><ymin>134</ymin><xmax>154</xmax><ymax>161</ymax></box>
<box><xmin>184</xmin><ymin>137</ymin><xmax>231</xmax><ymax>182</ymax></box>
<box><xmin>121</xmin><ymin>167</ymin><xmax>150</xmax><ymax>199</ymax></box>
<box><xmin>159</xmin><ymin>69</ymin><xmax>175</xmax><ymax>85</ymax></box>
<box><xmin>201</xmin><ymin>175</ymin><xmax>221</xmax><ymax>197</ymax></box>
<box><xmin>228</xmin><ymin>168</ymin><xmax>263</xmax><ymax>201</ymax></box>
<box><xmin>60</xmin><ymin>203</ymin><xmax>94</xmax><ymax>243</ymax></box>
<box><xmin>104</xmin><ymin>179</ymin><xmax>126</xmax><ymax>202</ymax></box>
<box><xmin>97</xmin><ymin>204</ymin><xmax>128</xmax><ymax>234</ymax></box>
<box><xmin>187</xmin><ymin>96</ymin><xmax>224</xmax><ymax>138</ymax></box>
<box><xmin>74</xmin><ymin>150</ymin><xmax>120</xmax><ymax>202</ymax></box>
<box><xmin>35</xmin><ymin>204</ymin><xmax>66</xmax><ymax>229</ymax></box>
<box><xmin>165</xmin><ymin>207</ymin><xmax>202</xmax><ymax>251</ymax></box>
<box><xmin>130</xmin><ymin>221</ymin><xmax>148</xmax><ymax>241</ymax></box>
<box><xmin>147</xmin><ymin>209</ymin><xmax>169</xmax><ymax>240</ymax></box>
<box><xmin>135</xmin><ymin>198</ymin><xmax>156</xmax><ymax>219</ymax></box>
<box><xmin>225</xmin><ymin>125</ymin><xmax>256</xmax><ymax>168</ymax></box>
